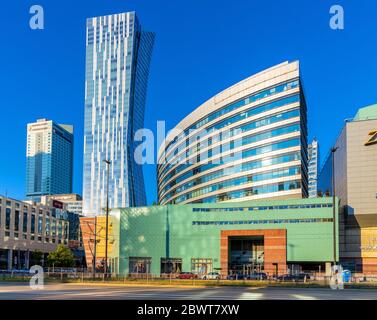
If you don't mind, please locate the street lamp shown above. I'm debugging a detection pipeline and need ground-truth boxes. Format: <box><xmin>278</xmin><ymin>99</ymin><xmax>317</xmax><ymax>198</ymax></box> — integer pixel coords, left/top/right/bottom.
<box><xmin>92</xmin><ymin>217</ymin><xmax>97</xmax><ymax>278</ymax></box>
<box><xmin>103</xmin><ymin>159</ymin><xmax>111</xmax><ymax>278</ymax></box>
<box><xmin>331</xmin><ymin>146</ymin><xmax>338</xmax><ymax>266</ymax></box>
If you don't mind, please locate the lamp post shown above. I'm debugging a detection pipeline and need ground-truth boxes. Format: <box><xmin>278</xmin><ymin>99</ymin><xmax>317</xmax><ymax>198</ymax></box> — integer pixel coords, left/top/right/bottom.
<box><xmin>92</xmin><ymin>217</ymin><xmax>97</xmax><ymax>279</ymax></box>
<box><xmin>103</xmin><ymin>159</ymin><xmax>111</xmax><ymax>278</ymax></box>
<box><xmin>331</xmin><ymin>146</ymin><xmax>338</xmax><ymax>266</ymax></box>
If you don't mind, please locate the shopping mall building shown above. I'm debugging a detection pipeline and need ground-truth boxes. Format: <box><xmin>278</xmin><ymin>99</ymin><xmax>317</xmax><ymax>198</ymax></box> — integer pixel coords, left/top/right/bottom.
<box><xmin>104</xmin><ymin>198</ymin><xmax>338</xmax><ymax>276</ymax></box>
<box><xmin>319</xmin><ymin>104</ymin><xmax>377</xmax><ymax>273</ymax></box>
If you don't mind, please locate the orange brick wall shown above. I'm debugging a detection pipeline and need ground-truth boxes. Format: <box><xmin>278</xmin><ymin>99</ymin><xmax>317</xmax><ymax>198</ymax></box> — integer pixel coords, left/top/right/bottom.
<box><xmin>220</xmin><ymin>229</ymin><xmax>287</xmax><ymax>276</ymax></box>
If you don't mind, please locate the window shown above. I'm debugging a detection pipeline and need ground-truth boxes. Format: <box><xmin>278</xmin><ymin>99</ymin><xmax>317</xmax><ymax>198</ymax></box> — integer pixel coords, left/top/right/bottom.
<box><xmin>31</xmin><ymin>214</ymin><xmax>35</xmax><ymax>234</ymax></box>
<box><xmin>23</xmin><ymin>212</ymin><xmax>28</xmax><ymax>233</ymax></box>
<box><xmin>5</xmin><ymin>208</ymin><xmax>11</xmax><ymax>230</ymax></box>
<box><xmin>160</xmin><ymin>258</ymin><xmax>182</xmax><ymax>274</ymax></box>
<box><xmin>52</xmin><ymin>219</ymin><xmax>56</xmax><ymax>236</ymax></box>
<box><xmin>14</xmin><ymin>210</ymin><xmax>20</xmax><ymax>232</ymax></box>
<box><xmin>58</xmin><ymin>221</ymin><xmax>62</xmax><ymax>238</ymax></box>
<box><xmin>192</xmin><ymin>218</ymin><xmax>333</xmax><ymax>226</ymax></box>
<box><xmin>191</xmin><ymin>258</ymin><xmax>213</xmax><ymax>274</ymax></box>
<box><xmin>129</xmin><ymin>257</ymin><xmax>151</xmax><ymax>274</ymax></box>
<box><xmin>45</xmin><ymin>218</ymin><xmax>50</xmax><ymax>236</ymax></box>
<box><xmin>38</xmin><ymin>216</ymin><xmax>43</xmax><ymax>234</ymax></box>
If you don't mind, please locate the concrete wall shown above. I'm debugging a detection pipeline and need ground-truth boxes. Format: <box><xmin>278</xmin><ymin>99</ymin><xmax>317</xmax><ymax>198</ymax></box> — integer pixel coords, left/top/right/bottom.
<box><xmin>345</xmin><ymin>119</ymin><xmax>377</xmax><ymax>221</ymax></box>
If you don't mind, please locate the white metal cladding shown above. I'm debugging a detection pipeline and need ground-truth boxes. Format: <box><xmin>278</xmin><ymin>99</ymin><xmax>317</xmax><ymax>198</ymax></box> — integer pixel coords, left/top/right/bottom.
<box><xmin>157</xmin><ymin>61</ymin><xmax>308</xmax><ymax>204</ymax></box>
<box><xmin>157</xmin><ymin>61</ymin><xmax>299</xmax><ymax>159</ymax></box>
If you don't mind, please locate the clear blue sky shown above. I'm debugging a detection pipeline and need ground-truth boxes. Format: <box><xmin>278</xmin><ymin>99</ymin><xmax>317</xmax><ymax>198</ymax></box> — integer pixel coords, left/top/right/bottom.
<box><xmin>1</xmin><ymin>0</ymin><xmax>376</xmax><ymax>204</ymax></box>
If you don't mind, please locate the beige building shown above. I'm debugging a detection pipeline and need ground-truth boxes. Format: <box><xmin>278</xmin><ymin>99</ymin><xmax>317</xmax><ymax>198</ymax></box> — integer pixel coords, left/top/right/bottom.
<box><xmin>41</xmin><ymin>193</ymin><xmax>83</xmax><ymax>216</ymax></box>
<box><xmin>0</xmin><ymin>196</ymin><xmax>69</xmax><ymax>270</ymax></box>
<box><xmin>319</xmin><ymin>104</ymin><xmax>377</xmax><ymax>273</ymax></box>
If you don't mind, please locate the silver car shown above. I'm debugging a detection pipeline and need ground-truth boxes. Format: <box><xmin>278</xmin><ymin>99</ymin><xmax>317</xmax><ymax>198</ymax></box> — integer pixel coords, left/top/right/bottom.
<box><xmin>201</xmin><ymin>272</ymin><xmax>221</xmax><ymax>280</ymax></box>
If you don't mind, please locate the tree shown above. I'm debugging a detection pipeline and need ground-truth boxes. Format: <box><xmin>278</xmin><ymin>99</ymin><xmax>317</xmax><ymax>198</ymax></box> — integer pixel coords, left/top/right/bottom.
<box><xmin>47</xmin><ymin>245</ymin><xmax>75</xmax><ymax>267</ymax></box>
<box><xmin>31</xmin><ymin>250</ymin><xmax>44</xmax><ymax>264</ymax></box>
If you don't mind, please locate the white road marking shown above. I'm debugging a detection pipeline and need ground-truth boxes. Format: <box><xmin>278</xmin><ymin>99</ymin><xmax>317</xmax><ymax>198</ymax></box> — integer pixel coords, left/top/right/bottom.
<box><xmin>237</xmin><ymin>292</ymin><xmax>264</xmax><ymax>300</ymax></box>
<box><xmin>291</xmin><ymin>294</ymin><xmax>318</xmax><ymax>300</ymax></box>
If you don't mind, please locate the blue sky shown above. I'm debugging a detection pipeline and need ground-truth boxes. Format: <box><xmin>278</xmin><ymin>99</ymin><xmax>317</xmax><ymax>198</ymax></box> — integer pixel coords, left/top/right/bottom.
<box><xmin>1</xmin><ymin>0</ymin><xmax>376</xmax><ymax>204</ymax></box>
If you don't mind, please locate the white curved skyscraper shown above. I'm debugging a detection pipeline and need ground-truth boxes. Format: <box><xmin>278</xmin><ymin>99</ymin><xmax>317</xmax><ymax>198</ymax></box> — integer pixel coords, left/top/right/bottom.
<box><xmin>83</xmin><ymin>12</ymin><xmax>154</xmax><ymax>215</ymax></box>
<box><xmin>158</xmin><ymin>61</ymin><xmax>308</xmax><ymax>204</ymax></box>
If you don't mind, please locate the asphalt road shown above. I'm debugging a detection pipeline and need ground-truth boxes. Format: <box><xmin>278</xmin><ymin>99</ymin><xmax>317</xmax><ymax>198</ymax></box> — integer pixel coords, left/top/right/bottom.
<box><xmin>0</xmin><ymin>283</ymin><xmax>376</xmax><ymax>300</ymax></box>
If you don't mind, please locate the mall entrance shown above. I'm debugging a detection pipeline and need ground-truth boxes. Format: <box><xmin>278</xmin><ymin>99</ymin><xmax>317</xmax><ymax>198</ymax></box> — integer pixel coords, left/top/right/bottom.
<box><xmin>228</xmin><ymin>236</ymin><xmax>264</xmax><ymax>275</ymax></box>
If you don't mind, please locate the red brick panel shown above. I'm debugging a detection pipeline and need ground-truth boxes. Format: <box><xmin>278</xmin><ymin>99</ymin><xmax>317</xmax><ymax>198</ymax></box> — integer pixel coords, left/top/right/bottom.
<box><xmin>220</xmin><ymin>229</ymin><xmax>287</xmax><ymax>276</ymax></box>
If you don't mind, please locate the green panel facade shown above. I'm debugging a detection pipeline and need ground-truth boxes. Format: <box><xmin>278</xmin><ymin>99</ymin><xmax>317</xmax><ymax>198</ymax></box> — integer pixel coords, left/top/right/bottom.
<box><xmin>111</xmin><ymin>198</ymin><xmax>339</xmax><ymax>275</ymax></box>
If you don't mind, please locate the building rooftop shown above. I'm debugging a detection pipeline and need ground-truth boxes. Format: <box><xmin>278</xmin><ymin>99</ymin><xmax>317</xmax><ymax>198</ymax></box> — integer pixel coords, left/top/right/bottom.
<box><xmin>354</xmin><ymin>104</ymin><xmax>377</xmax><ymax>121</ymax></box>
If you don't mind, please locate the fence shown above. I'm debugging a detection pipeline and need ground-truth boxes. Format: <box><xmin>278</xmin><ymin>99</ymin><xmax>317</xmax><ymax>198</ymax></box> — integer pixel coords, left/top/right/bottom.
<box><xmin>2</xmin><ymin>269</ymin><xmax>377</xmax><ymax>285</ymax></box>
<box><xmin>41</xmin><ymin>271</ymin><xmax>377</xmax><ymax>284</ymax></box>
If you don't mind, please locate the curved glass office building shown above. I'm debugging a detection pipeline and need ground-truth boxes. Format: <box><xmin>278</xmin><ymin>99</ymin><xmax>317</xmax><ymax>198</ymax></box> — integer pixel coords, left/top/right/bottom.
<box><xmin>157</xmin><ymin>61</ymin><xmax>308</xmax><ymax>205</ymax></box>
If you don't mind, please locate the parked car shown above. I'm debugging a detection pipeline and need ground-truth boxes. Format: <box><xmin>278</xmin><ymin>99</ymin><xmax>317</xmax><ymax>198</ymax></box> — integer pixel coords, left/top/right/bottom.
<box><xmin>227</xmin><ymin>273</ymin><xmax>246</xmax><ymax>280</ymax></box>
<box><xmin>276</xmin><ymin>273</ymin><xmax>311</xmax><ymax>282</ymax></box>
<box><xmin>296</xmin><ymin>273</ymin><xmax>311</xmax><ymax>281</ymax></box>
<box><xmin>246</xmin><ymin>272</ymin><xmax>268</xmax><ymax>280</ymax></box>
<box><xmin>276</xmin><ymin>274</ymin><xmax>297</xmax><ymax>282</ymax></box>
<box><xmin>178</xmin><ymin>272</ymin><xmax>197</xmax><ymax>279</ymax></box>
<box><xmin>201</xmin><ymin>272</ymin><xmax>221</xmax><ymax>280</ymax></box>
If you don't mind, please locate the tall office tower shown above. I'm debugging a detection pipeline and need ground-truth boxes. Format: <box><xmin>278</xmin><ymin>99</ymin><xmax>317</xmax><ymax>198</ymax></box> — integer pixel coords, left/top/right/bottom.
<box><xmin>308</xmin><ymin>138</ymin><xmax>319</xmax><ymax>198</ymax></box>
<box><xmin>83</xmin><ymin>12</ymin><xmax>154</xmax><ymax>215</ymax></box>
<box><xmin>158</xmin><ymin>61</ymin><xmax>308</xmax><ymax>204</ymax></box>
<box><xmin>26</xmin><ymin>119</ymin><xmax>74</xmax><ymax>202</ymax></box>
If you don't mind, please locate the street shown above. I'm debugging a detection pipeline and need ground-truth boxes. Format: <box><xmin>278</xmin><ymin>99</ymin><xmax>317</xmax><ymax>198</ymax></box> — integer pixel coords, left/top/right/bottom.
<box><xmin>0</xmin><ymin>283</ymin><xmax>376</xmax><ymax>300</ymax></box>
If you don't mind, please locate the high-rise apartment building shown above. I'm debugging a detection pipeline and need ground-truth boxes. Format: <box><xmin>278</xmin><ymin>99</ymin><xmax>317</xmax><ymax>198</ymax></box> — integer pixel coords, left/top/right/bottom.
<box><xmin>308</xmin><ymin>139</ymin><xmax>319</xmax><ymax>198</ymax></box>
<box><xmin>158</xmin><ymin>61</ymin><xmax>308</xmax><ymax>204</ymax></box>
<box><xmin>82</xmin><ymin>12</ymin><xmax>154</xmax><ymax>215</ymax></box>
<box><xmin>26</xmin><ymin>119</ymin><xmax>74</xmax><ymax>202</ymax></box>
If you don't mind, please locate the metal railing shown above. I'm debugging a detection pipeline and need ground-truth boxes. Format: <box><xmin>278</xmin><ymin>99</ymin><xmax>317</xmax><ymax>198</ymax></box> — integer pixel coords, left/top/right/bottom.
<box><xmin>2</xmin><ymin>269</ymin><xmax>377</xmax><ymax>285</ymax></box>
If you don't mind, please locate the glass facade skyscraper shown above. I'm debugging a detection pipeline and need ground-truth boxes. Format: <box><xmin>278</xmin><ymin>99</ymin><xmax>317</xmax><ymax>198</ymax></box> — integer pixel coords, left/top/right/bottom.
<box><xmin>83</xmin><ymin>12</ymin><xmax>154</xmax><ymax>215</ymax></box>
<box><xmin>26</xmin><ymin>119</ymin><xmax>74</xmax><ymax>202</ymax></box>
<box><xmin>308</xmin><ymin>138</ymin><xmax>319</xmax><ymax>198</ymax></box>
<box><xmin>158</xmin><ymin>61</ymin><xmax>308</xmax><ymax>204</ymax></box>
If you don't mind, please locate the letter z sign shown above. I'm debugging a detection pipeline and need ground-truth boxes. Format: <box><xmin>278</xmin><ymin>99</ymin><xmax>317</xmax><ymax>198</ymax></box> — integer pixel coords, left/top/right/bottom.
<box><xmin>365</xmin><ymin>130</ymin><xmax>377</xmax><ymax>146</ymax></box>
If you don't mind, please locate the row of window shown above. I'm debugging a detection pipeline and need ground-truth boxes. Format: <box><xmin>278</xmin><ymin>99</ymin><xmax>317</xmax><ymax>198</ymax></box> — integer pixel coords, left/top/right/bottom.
<box><xmin>161</xmin><ymin>107</ymin><xmax>300</xmax><ymax>173</ymax></box>
<box><xmin>192</xmin><ymin>203</ymin><xmax>333</xmax><ymax>212</ymax></box>
<box><xmin>163</xmin><ymin>80</ymin><xmax>300</xmax><ymax>158</ymax></box>
<box><xmin>169</xmin><ymin>166</ymin><xmax>301</xmax><ymax>204</ymax></box>
<box><xmin>160</xmin><ymin>139</ymin><xmax>302</xmax><ymax>204</ymax></box>
<box><xmin>190</xmin><ymin>180</ymin><xmax>302</xmax><ymax>204</ymax></box>
<box><xmin>161</xmin><ymin>152</ymin><xmax>300</xmax><ymax>198</ymax></box>
<box><xmin>159</xmin><ymin>124</ymin><xmax>300</xmax><ymax>188</ymax></box>
<box><xmin>192</xmin><ymin>218</ymin><xmax>334</xmax><ymax>226</ymax></box>
<box><xmin>162</xmin><ymin>94</ymin><xmax>300</xmax><ymax>165</ymax></box>
<box><xmin>129</xmin><ymin>257</ymin><xmax>213</xmax><ymax>274</ymax></box>
<box><xmin>0</xmin><ymin>207</ymin><xmax>68</xmax><ymax>239</ymax></box>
